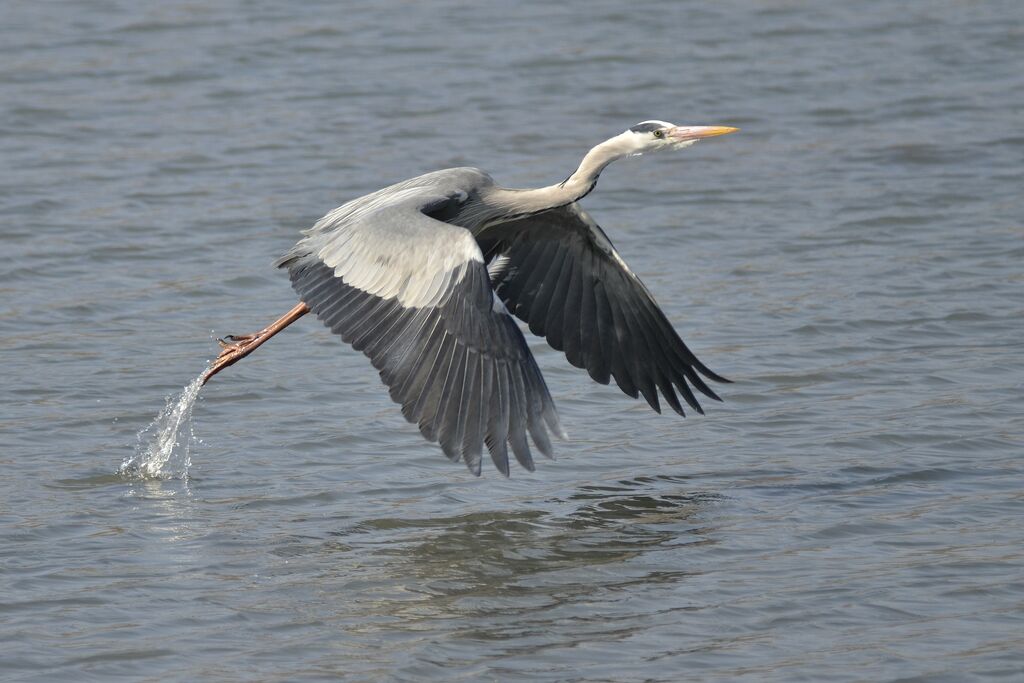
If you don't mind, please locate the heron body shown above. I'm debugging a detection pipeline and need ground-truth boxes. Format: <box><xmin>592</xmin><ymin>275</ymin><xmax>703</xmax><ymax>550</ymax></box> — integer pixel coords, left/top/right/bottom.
<box><xmin>205</xmin><ymin>121</ymin><xmax>738</xmax><ymax>475</ymax></box>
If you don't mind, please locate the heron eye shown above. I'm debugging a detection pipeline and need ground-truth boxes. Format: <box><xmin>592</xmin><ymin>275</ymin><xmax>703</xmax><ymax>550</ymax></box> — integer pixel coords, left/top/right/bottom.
<box><xmin>653</xmin><ymin>130</ymin><xmax>664</xmax><ymax>138</ymax></box>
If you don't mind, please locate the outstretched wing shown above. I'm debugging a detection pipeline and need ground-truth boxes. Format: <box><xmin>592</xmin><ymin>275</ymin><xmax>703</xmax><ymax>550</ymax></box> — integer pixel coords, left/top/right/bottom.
<box><xmin>277</xmin><ymin>177</ymin><xmax>563</xmax><ymax>476</ymax></box>
<box><xmin>482</xmin><ymin>202</ymin><xmax>728</xmax><ymax>416</ymax></box>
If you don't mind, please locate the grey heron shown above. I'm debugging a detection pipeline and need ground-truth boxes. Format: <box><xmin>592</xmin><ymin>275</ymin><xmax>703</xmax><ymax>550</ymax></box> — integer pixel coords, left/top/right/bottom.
<box><xmin>202</xmin><ymin>121</ymin><xmax>738</xmax><ymax>475</ymax></box>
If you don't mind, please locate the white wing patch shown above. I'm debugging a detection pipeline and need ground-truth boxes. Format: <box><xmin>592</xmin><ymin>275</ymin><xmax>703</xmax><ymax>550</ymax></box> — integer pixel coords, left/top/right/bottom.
<box><xmin>487</xmin><ymin>254</ymin><xmax>511</xmax><ymax>280</ymax></box>
<box><xmin>307</xmin><ymin>186</ymin><xmax>484</xmax><ymax>309</ymax></box>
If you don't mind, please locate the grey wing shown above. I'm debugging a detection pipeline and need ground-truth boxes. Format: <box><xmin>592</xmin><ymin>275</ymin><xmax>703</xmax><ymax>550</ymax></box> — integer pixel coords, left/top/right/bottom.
<box><xmin>482</xmin><ymin>203</ymin><xmax>728</xmax><ymax>417</ymax></box>
<box><xmin>277</xmin><ymin>180</ymin><xmax>562</xmax><ymax>476</ymax></box>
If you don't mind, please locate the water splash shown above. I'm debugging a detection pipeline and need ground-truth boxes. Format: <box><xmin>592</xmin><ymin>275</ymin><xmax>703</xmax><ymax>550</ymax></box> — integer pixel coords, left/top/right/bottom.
<box><xmin>120</xmin><ymin>375</ymin><xmax>205</xmax><ymax>480</ymax></box>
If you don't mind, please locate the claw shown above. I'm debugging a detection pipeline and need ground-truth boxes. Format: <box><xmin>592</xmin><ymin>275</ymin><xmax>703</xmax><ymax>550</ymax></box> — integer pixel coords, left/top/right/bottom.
<box><xmin>201</xmin><ymin>302</ymin><xmax>311</xmax><ymax>386</ymax></box>
<box><xmin>219</xmin><ymin>333</ymin><xmax>258</xmax><ymax>346</ymax></box>
<box><xmin>205</xmin><ymin>332</ymin><xmax>263</xmax><ymax>385</ymax></box>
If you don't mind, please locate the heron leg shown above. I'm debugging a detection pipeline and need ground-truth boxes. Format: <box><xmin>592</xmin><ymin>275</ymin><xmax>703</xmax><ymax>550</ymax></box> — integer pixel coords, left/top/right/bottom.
<box><xmin>201</xmin><ymin>302</ymin><xmax>310</xmax><ymax>385</ymax></box>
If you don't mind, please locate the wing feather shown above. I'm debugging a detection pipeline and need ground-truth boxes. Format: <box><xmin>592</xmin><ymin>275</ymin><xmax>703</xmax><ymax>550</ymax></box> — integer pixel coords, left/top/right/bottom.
<box><xmin>487</xmin><ymin>202</ymin><xmax>728</xmax><ymax>416</ymax></box>
<box><xmin>487</xmin><ymin>360</ymin><xmax>511</xmax><ymax>475</ymax></box>
<box><xmin>279</xmin><ymin>175</ymin><xmax>562</xmax><ymax>475</ymax></box>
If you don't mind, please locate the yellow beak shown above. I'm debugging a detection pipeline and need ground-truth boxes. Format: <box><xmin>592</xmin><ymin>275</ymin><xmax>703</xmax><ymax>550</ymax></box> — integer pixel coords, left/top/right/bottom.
<box><xmin>667</xmin><ymin>126</ymin><xmax>739</xmax><ymax>142</ymax></box>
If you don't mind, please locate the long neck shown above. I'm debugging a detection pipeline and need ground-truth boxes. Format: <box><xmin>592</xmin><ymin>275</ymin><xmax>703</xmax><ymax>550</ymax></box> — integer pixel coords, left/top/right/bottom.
<box><xmin>485</xmin><ymin>133</ymin><xmax>633</xmax><ymax>218</ymax></box>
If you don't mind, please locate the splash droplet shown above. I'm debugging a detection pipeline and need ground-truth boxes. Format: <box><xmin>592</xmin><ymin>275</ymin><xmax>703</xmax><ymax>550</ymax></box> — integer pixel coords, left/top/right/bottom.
<box><xmin>120</xmin><ymin>375</ymin><xmax>204</xmax><ymax>479</ymax></box>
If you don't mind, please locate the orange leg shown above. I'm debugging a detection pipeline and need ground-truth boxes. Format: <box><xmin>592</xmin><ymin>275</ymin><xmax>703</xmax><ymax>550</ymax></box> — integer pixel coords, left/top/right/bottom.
<box><xmin>202</xmin><ymin>302</ymin><xmax>310</xmax><ymax>385</ymax></box>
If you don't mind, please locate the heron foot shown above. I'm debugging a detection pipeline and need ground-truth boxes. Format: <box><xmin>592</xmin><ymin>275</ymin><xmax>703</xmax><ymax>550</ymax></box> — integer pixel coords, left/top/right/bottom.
<box><xmin>214</xmin><ymin>330</ymin><xmax>266</xmax><ymax>360</ymax></box>
<box><xmin>217</xmin><ymin>333</ymin><xmax>261</xmax><ymax>350</ymax></box>
<box><xmin>203</xmin><ymin>330</ymin><xmax>268</xmax><ymax>385</ymax></box>
<box><xmin>200</xmin><ymin>302</ymin><xmax>311</xmax><ymax>386</ymax></box>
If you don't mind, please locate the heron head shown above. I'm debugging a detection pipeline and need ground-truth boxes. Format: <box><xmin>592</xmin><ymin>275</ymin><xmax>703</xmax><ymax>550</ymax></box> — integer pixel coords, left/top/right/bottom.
<box><xmin>623</xmin><ymin>120</ymin><xmax>738</xmax><ymax>155</ymax></box>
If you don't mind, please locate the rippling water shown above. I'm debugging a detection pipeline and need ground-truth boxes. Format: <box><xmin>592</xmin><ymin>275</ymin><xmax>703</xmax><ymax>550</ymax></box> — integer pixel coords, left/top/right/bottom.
<box><xmin>2</xmin><ymin>1</ymin><xmax>1022</xmax><ymax>680</ymax></box>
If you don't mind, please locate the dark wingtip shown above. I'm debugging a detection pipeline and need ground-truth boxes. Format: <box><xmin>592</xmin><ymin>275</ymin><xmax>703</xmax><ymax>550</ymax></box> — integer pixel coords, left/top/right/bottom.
<box><xmin>639</xmin><ymin>383</ymin><xmax>661</xmax><ymax>414</ymax></box>
<box><xmin>663</xmin><ymin>391</ymin><xmax>685</xmax><ymax>417</ymax></box>
<box><xmin>688</xmin><ymin>372</ymin><xmax>725</xmax><ymax>403</ymax></box>
<box><xmin>696</xmin><ymin>362</ymin><xmax>732</xmax><ymax>385</ymax></box>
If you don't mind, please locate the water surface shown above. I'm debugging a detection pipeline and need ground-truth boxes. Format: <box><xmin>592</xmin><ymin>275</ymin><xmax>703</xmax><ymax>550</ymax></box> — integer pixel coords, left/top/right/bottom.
<box><xmin>2</xmin><ymin>1</ymin><xmax>1022</xmax><ymax>681</ymax></box>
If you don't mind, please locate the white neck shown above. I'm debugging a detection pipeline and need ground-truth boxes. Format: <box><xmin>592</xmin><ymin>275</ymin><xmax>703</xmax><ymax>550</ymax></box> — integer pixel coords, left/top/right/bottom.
<box><xmin>485</xmin><ymin>132</ymin><xmax>637</xmax><ymax>218</ymax></box>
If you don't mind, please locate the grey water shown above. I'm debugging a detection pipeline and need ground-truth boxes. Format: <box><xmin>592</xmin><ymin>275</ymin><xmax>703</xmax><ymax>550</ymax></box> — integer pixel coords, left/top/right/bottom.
<box><xmin>2</xmin><ymin>1</ymin><xmax>1022</xmax><ymax>680</ymax></box>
